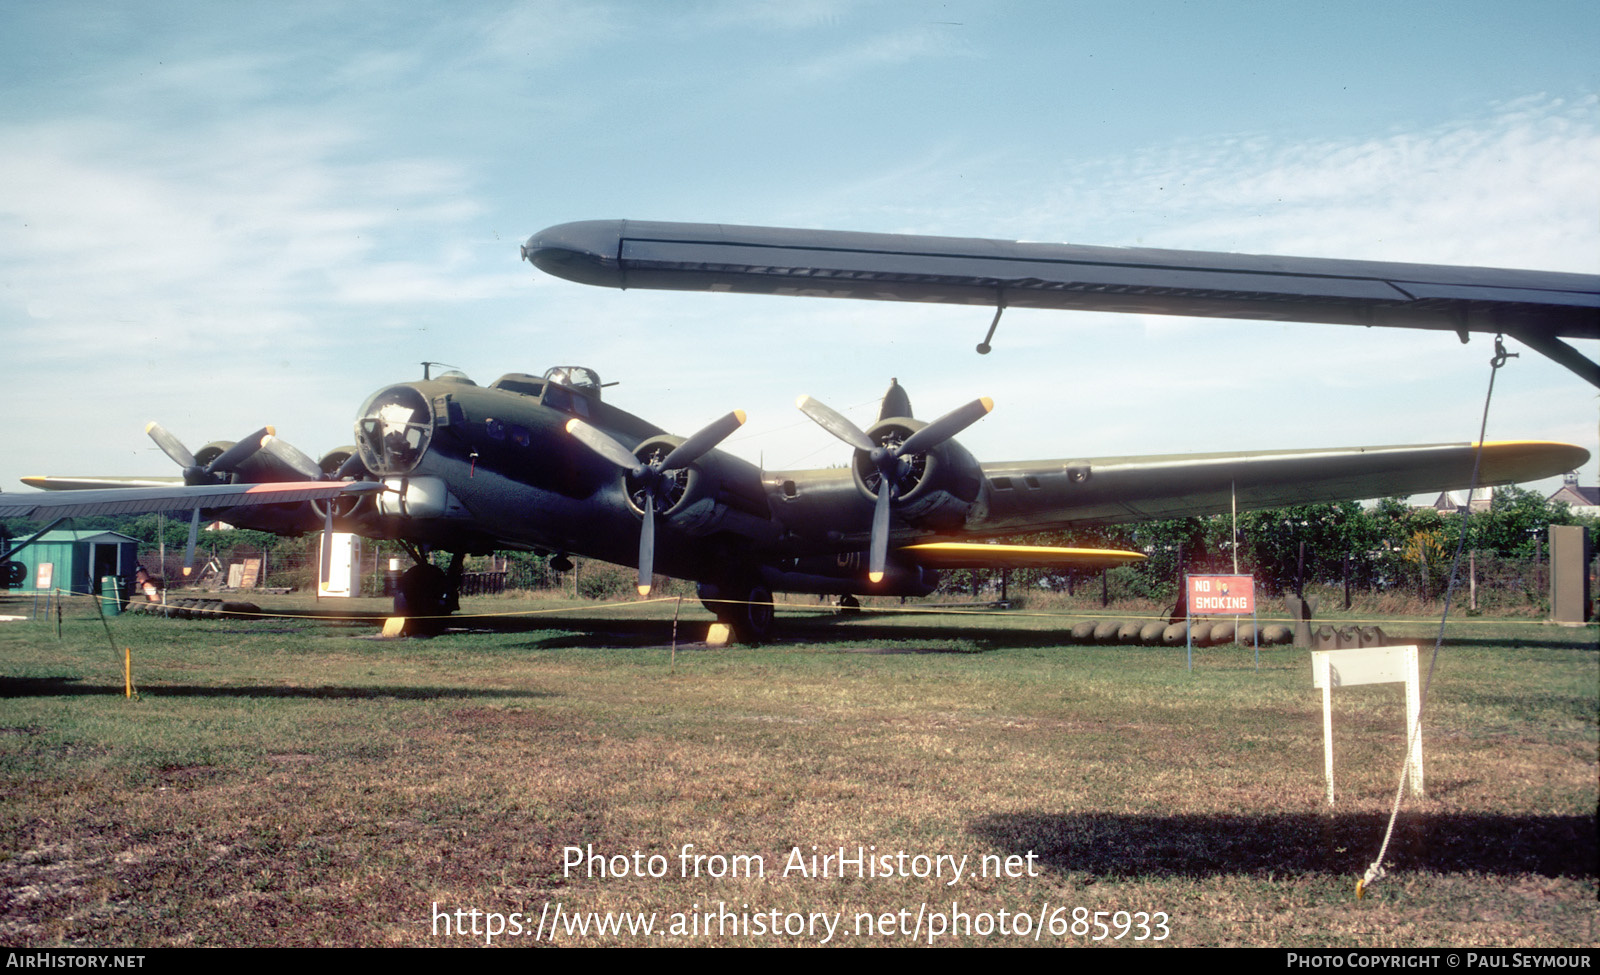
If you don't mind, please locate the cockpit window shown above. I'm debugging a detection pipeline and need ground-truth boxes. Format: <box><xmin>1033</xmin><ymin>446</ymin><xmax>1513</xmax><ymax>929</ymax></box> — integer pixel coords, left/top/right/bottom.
<box><xmin>355</xmin><ymin>386</ymin><xmax>434</xmax><ymax>474</ymax></box>
<box><xmin>542</xmin><ymin>366</ymin><xmax>603</xmax><ymax>396</ymax></box>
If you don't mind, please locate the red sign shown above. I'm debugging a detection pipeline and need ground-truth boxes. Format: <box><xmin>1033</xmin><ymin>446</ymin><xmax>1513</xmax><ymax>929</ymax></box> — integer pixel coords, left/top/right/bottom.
<box><xmin>1188</xmin><ymin>574</ymin><xmax>1255</xmax><ymax>615</ymax></box>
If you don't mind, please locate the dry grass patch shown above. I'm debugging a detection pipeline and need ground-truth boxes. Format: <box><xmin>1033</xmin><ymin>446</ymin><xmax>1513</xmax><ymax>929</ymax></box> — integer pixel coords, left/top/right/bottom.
<box><xmin>0</xmin><ymin>602</ymin><xmax>1593</xmax><ymax>946</ymax></box>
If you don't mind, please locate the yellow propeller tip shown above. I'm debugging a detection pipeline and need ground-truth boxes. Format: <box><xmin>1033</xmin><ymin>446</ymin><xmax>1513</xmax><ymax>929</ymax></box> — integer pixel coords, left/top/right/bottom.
<box><xmin>733</xmin><ymin>409</ymin><xmax>747</xmax><ymax>424</ymax></box>
<box><xmin>868</xmin><ymin>572</ymin><xmax>884</xmax><ymax>584</ymax></box>
<box><xmin>564</xmin><ymin>418</ymin><xmax>580</xmax><ymax>433</ymax></box>
<box><xmin>980</xmin><ymin>397</ymin><xmax>994</xmax><ymax>412</ymax></box>
<box><xmin>795</xmin><ymin>394</ymin><xmax>812</xmax><ymax>408</ymax></box>
<box><xmin>636</xmin><ymin>585</ymin><xmax>652</xmax><ymax>596</ymax></box>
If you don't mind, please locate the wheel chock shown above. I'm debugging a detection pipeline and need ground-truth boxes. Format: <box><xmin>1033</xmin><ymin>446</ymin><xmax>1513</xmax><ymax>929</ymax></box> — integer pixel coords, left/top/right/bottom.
<box><xmin>706</xmin><ymin>623</ymin><xmax>732</xmax><ymax>646</ymax></box>
<box><xmin>381</xmin><ymin>616</ymin><xmax>410</xmax><ymax>638</ymax></box>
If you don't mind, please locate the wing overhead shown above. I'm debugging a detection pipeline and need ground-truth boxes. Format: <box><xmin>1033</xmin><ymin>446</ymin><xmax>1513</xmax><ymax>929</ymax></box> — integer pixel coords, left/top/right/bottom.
<box><xmin>975</xmin><ymin>440</ymin><xmax>1590</xmax><ymax>532</ymax></box>
<box><xmin>523</xmin><ymin>220</ymin><xmax>1600</xmax><ymax>385</ymax></box>
<box><xmin>0</xmin><ymin>481</ymin><xmax>371</xmax><ymax>521</ymax></box>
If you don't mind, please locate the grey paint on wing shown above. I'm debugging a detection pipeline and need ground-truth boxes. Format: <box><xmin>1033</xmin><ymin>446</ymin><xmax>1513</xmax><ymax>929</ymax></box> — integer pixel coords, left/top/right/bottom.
<box><xmin>523</xmin><ymin>219</ymin><xmax>1600</xmax><ymax>384</ymax></box>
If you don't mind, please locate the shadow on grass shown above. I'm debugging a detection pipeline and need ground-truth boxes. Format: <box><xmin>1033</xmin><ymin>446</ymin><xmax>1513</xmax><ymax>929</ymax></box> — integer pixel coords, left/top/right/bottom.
<box><xmin>1432</xmin><ymin>637</ymin><xmax>1600</xmax><ymax>652</ymax></box>
<box><xmin>971</xmin><ymin>810</ymin><xmax>1597</xmax><ymax>879</ymax></box>
<box><xmin>0</xmin><ymin>676</ymin><xmax>553</xmax><ymax>701</ymax></box>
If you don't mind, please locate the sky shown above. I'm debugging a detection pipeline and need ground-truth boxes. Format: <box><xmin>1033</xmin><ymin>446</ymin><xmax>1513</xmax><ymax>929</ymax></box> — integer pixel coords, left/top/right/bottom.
<box><xmin>2</xmin><ymin>0</ymin><xmax>1596</xmax><ymax>502</ymax></box>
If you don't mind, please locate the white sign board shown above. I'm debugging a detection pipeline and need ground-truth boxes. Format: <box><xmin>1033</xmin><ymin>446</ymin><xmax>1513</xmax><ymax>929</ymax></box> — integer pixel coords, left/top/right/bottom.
<box><xmin>1311</xmin><ymin>645</ymin><xmax>1424</xmax><ymax>805</ymax></box>
<box><xmin>317</xmin><ymin>533</ymin><xmax>362</xmax><ymax>598</ymax></box>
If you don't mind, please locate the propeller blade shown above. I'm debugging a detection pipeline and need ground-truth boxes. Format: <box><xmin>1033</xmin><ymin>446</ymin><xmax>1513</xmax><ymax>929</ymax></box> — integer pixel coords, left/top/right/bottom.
<box><xmin>182</xmin><ymin>507</ymin><xmax>201</xmax><ymax>577</ymax></box>
<box><xmin>566</xmin><ymin>418</ymin><xmax>645</xmax><ymax>475</ymax></box>
<box><xmin>896</xmin><ymin>397</ymin><xmax>993</xmax><ymax>457</ymax></box>
<box><xmin>204</xmin><ymin>426</ymin><xmax>274</xmax><ymax>475</ymax></box>
<box><xmin>659</xmin><ymin>410</ymin><xmax>745</xmax><ymax>471</ymax></box>
<box><xmin>319</xmin><ymin>503</ymin><xmax>334</xmax><ymax>589</ymax></box>
<box><xmin>796</xmin><ymin>395</ymin><xmax>876</xmax><ymax>452</ymax></box>
<box><xmin>261</xmin><ymin>435</ymin><xmax>323</xmax><ymax>480</ymax></box>
<box><xmin>146</xmin><ymin>422</ymin><xmax>198</xmax><ymax>470</ymax></box>
<box><xmin>868</xmin><ymin>480</ymin><xmax>892</xmax><ymax>584</ymax></box>
<box><xmin>333</xmin><ymin>453</ymin><xmax>369</xmax><ymax>480</ymax></box>
<box><xmin>637</xmin><ymin>493</ymin><xmax>655</xmax><ymax>596</ymax></box>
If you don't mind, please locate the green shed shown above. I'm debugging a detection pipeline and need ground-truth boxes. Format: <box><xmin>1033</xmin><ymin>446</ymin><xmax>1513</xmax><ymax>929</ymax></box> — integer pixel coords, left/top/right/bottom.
<box><xmin>6</xmin><ymin>530</ymin><xmax>140</xmax><ymax>596</ymax></box>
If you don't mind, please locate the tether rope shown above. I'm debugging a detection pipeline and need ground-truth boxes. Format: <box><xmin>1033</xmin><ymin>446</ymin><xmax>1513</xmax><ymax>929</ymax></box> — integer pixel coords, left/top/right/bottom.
<box><xmin>1358</xmin><ymin>334</ymin><xmax>1516</xmax><ymax>898</ymax></box>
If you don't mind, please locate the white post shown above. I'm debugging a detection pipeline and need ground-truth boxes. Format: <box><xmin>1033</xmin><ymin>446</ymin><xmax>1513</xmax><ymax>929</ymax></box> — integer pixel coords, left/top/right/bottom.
<box><xmin>1321</xmin><ymin>653</ymin><xmax>1335</xmax><ymax>805</ymax></box>
<box><xmin>1403</xmin><ymin>645</ymin><xmax>1424</xmax><ymax>799</ymax></box>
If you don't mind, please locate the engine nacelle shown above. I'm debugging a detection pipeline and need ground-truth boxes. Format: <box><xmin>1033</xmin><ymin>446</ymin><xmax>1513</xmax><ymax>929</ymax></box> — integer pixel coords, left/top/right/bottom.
<box><xmin>309</xmin><ymin>447</ymin><xmax>377</xmax><ymax>524</ymax></box>
<box><xmin>763</xmin><ymin>552</ymin><xmax>939</xmax><ymax>597</ymax></box>
<box><xmin>619</xmin><ymin>434</ymin><xmax>776</xmax><ymax>543</ymax></box>
<box><xmin>853</xmin><ymin>418</ymin><xmax>986</xmax><ymax>532</ymax></box>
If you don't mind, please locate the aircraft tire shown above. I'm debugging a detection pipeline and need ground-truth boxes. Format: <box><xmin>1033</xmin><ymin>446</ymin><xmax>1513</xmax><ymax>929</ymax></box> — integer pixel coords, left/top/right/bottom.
<box><xmin>725</xmin><ymin>585</ymin><xmax>775</xmax><ymax>644</ymax></box>
<box><xmin>397</xmin><ymin>564</ymin><xmax>451</xmax><ymax>630</ymax></box>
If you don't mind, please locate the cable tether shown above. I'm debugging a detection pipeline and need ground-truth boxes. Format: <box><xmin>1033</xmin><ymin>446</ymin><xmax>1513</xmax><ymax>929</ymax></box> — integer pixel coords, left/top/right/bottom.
<box><xmin>1358</xmin><ymin>334</ymin><xmax>1516</xmax><ymax>897</ymax></box>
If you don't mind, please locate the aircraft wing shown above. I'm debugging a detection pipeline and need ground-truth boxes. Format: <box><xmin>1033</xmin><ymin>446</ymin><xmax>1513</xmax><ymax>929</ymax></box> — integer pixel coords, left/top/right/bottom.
<box><xmin>974</xmin><ymin>440</ymin><xmax>1590</xmax><ymax>532</ymax></box>
<box><xmin>523</xmin><ymin>220</ymin><xmax>1600</xmax><ymax>385</ymax></box>
<box><xmin>0</xmin><ymin>481</ymin><xmax>367</xmax><ymax>521</ymax></box>
<box><xmin>899</xmin><ymin>542</ymin><xmax>1144</xmax><ymax>570</ymax></box>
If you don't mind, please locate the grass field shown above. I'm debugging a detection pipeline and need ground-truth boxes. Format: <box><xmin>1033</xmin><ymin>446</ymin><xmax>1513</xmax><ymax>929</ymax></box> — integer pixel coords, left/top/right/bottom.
<box><xmin>1</xmin><ymin>592</ymin><xmax>1594</xmax><ymax>947</ymax></box>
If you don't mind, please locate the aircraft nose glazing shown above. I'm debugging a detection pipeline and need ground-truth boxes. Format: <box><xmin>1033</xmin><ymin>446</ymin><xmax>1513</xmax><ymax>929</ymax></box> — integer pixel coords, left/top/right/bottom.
<box><xmin>355</xmin><ymin>385</ymin><xmax>435</xmax><ymax>475</ymax></box>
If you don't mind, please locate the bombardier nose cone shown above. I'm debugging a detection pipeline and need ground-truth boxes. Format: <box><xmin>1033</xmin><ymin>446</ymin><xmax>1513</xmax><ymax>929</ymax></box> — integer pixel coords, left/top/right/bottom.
<box><xmin>354</xmin><ymin>385</ymin><xmax>434</xmax><ymax>475</ymax></box>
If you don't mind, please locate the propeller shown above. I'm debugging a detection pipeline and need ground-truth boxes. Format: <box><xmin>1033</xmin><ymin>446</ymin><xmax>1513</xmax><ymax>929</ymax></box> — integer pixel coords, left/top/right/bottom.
<box><xmin>260</xmin><ymin>434</ymin><xmax>324</xmax><ymax>481</ymax></box>
<box><xmin>797</xmin><ymin>384</ymin><xmax>993</xmax><ymax>584</ymax></box>
<box><xmin>567</xmin><ymin>410</ymin><xmax>746</xmax><ymax>595</ymax></box>
<box><xmin>147</xmin><ymin>422</ymin><xmax>276</xmax><ymax>578</ymax></box>
<box><xmin>146</xmin><ymin>422</ymin><xmax>274</xmax><ymax>486</ymax></box>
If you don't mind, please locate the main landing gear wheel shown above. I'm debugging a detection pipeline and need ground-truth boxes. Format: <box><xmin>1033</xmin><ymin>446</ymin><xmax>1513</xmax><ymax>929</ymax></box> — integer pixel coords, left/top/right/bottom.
<box><xmin>698</xmin><ymin>582</ymin><xmax>775</xmax><ymax>644</ymax></box>
<box><xmin>837</xmin><ymin>594</ymin><xmax>861</xmax><ymax>614</ymax></box>
<box><xmin>396</xmin><ymin>563</ymin><xmax>450</xmax><ymax>633</ymax></box>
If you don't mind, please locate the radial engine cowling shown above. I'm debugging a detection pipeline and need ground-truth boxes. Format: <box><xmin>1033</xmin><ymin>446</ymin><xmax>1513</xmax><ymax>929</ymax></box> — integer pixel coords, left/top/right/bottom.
<box><xmin>623</xmin><ymin>434</ymin><xmax>770</xmax><ymax>537</ymax></box>
<box><xmin>852</xmin><ymin>418</ymin><xmax>986</xmax><ymax>532</ymax></box>
<box><xmin>308</xmin><ymin>447</ymin><xmax>377</xmax><ymax>523</ymax></box>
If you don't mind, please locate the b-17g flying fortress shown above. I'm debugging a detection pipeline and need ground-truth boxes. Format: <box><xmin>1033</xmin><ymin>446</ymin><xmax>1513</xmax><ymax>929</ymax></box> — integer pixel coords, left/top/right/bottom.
<box><xmin>1</xmin><ymin>2</ymin><xmax>1596</xmax><ymax>951</ymax></box>
<box><xmin>7</xmin><ymin>218</ymin><xmax>1592</xmax><ymax>638</ymax></box>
